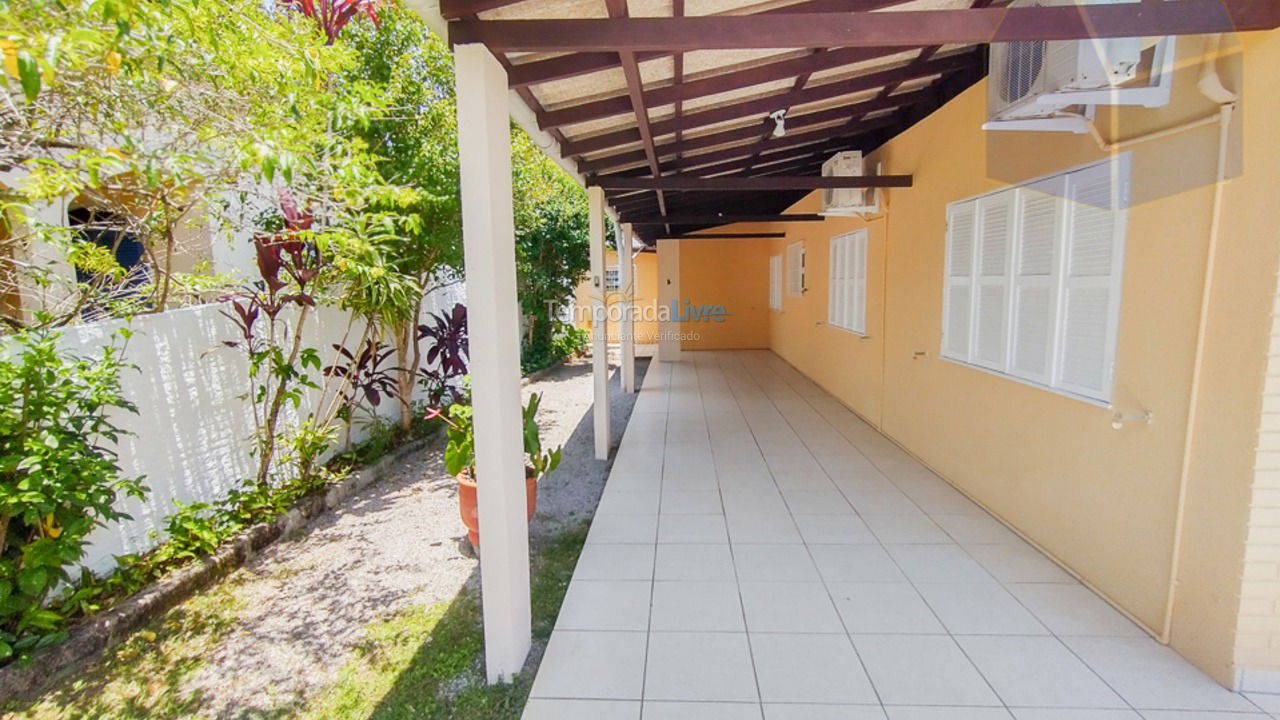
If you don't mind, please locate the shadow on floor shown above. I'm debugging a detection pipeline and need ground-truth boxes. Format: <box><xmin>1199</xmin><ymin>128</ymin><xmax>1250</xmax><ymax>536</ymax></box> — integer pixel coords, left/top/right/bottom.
<box><xmin>358</xmin><ymin>359</ymin><xmax>652</xmax><ymax>720</ymax></box>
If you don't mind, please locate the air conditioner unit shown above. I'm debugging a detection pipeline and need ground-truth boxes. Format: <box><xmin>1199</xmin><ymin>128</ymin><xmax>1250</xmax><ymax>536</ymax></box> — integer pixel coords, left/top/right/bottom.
<box><xmin>821</xmin><ymin>151</ymin><xmax>880</xmax><ymax>216</ymax></box>
<box><xmin>985</xmin><ymin>0</ymin><xmax>1176</xmax><ymax>133</ymax></box>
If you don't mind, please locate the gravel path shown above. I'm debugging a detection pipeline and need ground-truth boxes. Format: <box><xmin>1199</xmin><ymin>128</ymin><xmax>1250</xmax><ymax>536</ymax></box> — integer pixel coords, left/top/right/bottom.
<box><xmin>178</xmin><ymin>354</ymin><xmax>646</xmax><ymax>718</ymax></box>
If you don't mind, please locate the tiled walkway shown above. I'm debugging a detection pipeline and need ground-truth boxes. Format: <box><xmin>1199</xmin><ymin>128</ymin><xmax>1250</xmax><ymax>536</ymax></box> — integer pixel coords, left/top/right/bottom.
<box><xmin>523</xmin><ymin>350</ymin><xmax>1280</xmax><ymax>720</ymax></box>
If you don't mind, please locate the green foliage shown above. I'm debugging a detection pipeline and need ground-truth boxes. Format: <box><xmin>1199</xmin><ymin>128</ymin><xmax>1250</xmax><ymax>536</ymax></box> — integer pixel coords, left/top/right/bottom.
<box><xmin>441</xmin><ymin>402</ymin><xmax>474</xmax><ymax>479</ymax></box>
<box><xmin>523</xmin><ymin>321</ymin><xmax>590</xmax><ymax>374</ymax></box>
<box><xmin>438</xmin><ymin>389</ymin><xmax>561</xmax><ymax>482</ymax></box>
<box><xmin>296</xmin><ymin>523</ymin><xmax>589</xmax><ymax>720</ymax></box>
<box><xmin>522</xmin><ymin>393</ymin><xmax>561</xmax><ymax>480</ymax></box>
<box><xmin>511</xmin><ymin>133</ymin><xmax>593</xmax><ymax>372</ymax></box>
<box><xmin>0</xmin><ymin>330</ymin><xmax>146</xmax><ymax>663</ymax></box>
<box><xmin>0</xmin><ymin>0</ymin><xmax>378</xmax><ymax>322</ymax></box>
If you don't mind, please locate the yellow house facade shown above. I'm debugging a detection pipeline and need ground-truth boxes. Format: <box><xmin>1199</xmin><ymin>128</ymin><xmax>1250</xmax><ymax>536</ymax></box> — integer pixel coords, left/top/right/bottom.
<box><xmin>662</xmin><ymin>31</ymin><xmax>1280</xmax><ymax>689</ymax></box>
<box><xmin>574</xmin><ymin>247</ymin><xmax>661</xmax><ymax>346</ymax></box>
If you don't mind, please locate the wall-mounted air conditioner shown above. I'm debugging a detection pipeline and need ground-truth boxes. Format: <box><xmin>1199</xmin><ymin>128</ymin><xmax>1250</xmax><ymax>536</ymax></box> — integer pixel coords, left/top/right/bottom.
<box><xmin>985</xmin><ymin>0</ymin><xmax>1176</xmax><ymax>133</ymax></box>
<box><xmin>821</xmin><ymin>151</ymin><xmax>881</xmax><ymax>216</ymax></box>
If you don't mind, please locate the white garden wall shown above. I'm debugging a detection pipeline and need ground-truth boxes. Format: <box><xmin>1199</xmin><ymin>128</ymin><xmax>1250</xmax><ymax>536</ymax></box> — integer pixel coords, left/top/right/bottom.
<box><xmin>32</xmin><ymin>282</ymin><xmax>464</xmax><ymax>576</ymax></box>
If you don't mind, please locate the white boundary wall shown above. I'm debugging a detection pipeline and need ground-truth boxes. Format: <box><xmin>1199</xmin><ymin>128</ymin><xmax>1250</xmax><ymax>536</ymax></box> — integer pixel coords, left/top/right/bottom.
<box><xmin>24</xmin><ymin>282</ymin><xmax>464</xmax><ymax>575</ymax></box>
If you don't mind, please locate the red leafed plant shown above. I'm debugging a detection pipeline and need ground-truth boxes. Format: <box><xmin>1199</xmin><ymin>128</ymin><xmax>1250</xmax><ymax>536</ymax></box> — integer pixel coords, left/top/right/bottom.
<box><xmin>279</xmin><ymin>0</ymin><xmax>382</xmax><ymax>44</ymax></box>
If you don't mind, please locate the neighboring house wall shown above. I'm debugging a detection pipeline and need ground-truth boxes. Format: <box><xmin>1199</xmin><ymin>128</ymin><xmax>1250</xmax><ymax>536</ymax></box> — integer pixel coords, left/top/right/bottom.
<box><xmin>0</xmin><ymin>171</ymin><xmax>262</xmax><ymax>324</ymax></box>
<box><xmin>34</xmin><ymin>281</ymin><xmax>465</xmax><ymax>576</ymax></box>
<box><xmin>673</xmin><ymin>31</ymin><xmax>1280</xmax><ymax>686</ymax></box>
<box><xmin>574</xmin><ymin>248</ymin><xmax>661</xmax><ymax>344</ymax></box>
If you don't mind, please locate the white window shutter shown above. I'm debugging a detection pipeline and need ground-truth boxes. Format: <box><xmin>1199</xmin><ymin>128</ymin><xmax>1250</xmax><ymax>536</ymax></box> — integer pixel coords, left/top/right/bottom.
<box><xmin>852</xmin><ymin>231</ymin><xmax>868</xmax><ymax>334</ymax></box>
<box><xmin>1056</xmin><ymin>160</ymin><xmax>1127</xmax><ymax>401</ymax></box>
<box><xmin>827</xmin><ymin>231</ymin><xmax>868</xmax><ymax>334</ymax></box>
<box><xmin>828</xmin><ymin>236</ymin><xmax>843</xmax><ymax>327</ymax></box>
<box><xmin>769</xmin><ymin>254</ymin><xmax>782</xmax><ymax>311</ymax></box>
<box><xmin>1010</xmin><ymin>178</ymin><xmax>1064</xmax><ymax>384</ymax></box>
<box><xmin>787</xmin><ymin>242</ymin><xmax>805</xmax><ymax>296</ymax></box>
<box><xmin>973</xmin><ymin>192</ymin><xmax>1013</xmax><ymax>370</ymax></box>
<box><xmin>943</xmin><ymin>201</ymin><xmax>977</xmax><ymax>360</ymax></box>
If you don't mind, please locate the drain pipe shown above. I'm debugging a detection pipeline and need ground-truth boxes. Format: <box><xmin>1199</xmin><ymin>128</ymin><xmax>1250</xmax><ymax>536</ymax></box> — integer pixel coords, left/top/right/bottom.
<box><xmin>1158</xmin><ymin>33</ymin><xmax>1238</xmax><ymax>646</ymax></box>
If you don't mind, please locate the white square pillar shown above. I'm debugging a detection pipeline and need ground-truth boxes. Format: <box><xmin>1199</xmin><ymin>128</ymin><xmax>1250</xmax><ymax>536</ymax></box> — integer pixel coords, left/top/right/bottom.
<box><xmin>619</xmin><ymin>223</ymin><xmax>636</xmax><ymax>393</ymax></box>
<box><xmin>657</xmin><ymin>238</ymin><xmax>682</xmax><ymax>363</ymax></box>
<box><xmin>454</xmin><ymin>42</ymin><xmax>530</xmax><ymax>684</ymax></box>
<box><xmin>589</xmin><ymin>186</ymin><xmax>611</xmax><ymax>459</ymax></box>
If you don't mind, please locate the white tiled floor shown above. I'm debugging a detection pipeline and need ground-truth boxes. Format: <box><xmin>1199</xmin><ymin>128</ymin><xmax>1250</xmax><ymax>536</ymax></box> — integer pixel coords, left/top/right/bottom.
<box><xmin>523</xmin><ymin>350</ymin><xmax>1280</xmax><ymax>720</ymax></box>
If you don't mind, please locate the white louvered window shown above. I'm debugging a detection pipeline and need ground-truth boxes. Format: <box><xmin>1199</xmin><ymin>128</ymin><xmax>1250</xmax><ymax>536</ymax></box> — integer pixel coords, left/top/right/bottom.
<box><xmin>940</xmin><ymin>156</ymin><xmax>1129</xmax><ymax>404</ymax></box>
<box><xmin>604</xmin><ymin>265</ymin><xmax>621</xmax><ymax>291</ymax></box>
<box><xmin>828</xmin><ymin>230</ymin><xmax>868</xmax><ymax>334</ymax></box>
<box><xmin>769</xmin><ymin>254</ymin><xmax>783</xmax><ymax>311</ymax></box>
<box><xmin>786</xmin><ymin>241</ymin><xmax>805</xmax><ymax>297</ymax></box>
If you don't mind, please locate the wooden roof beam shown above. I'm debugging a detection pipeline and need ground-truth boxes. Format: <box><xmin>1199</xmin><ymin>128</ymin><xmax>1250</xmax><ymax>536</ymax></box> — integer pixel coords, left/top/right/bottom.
<box><xmin>451</xmin><ymin>2</ymin><xmax>1280</xmax><ymax>51</ymax></box>
<box><xmin>540</xmin><ymin>44</ymin><xmax>916</xmax><ymax>132</ymax></box>
<box><xmin>575</xmin><ymin>88</ymin><xmax>933</xmax><ymax>175</ymax></box>
<box><xmin>589</xmin><ymin>175</ymin><xmax>914</xmax><ymax>191</ymax></box>
<box><xmin>546</xmin><ymin>50</ymin><xmax>975</xmax><ymax>137</ymax></box>
<box><xmin>503</xmin><ymin>0</ymin><xmax>912</xmax><ymax>88</ymax></box>
<box><xmin>622</xmin><ymin>213</ymin><xmax>826</xmax><ymax>224</ymax></box>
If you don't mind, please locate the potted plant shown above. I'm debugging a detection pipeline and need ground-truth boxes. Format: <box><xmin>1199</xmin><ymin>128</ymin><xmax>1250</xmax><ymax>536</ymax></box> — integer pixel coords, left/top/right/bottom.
<box><xmin>430</xmin><ymin>392</ymin><xmax>562</xmax><ymax>549</ymax></box>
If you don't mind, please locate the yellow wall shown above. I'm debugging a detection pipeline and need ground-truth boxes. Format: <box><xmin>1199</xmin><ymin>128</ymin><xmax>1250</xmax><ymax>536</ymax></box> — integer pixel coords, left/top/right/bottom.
<box><xmin>678</xmin><ymin>238</ymin><xmax>771</xmax><ymax>350</ymax></box>
<box><xmin>674</xmin><ymin>32</ymin><xmax>1280</xmax><ymax>685</ymax></box>
<box><xmin>574</xmin><ymin>248</ymin><xmax>661</xmax><ymax>344</ymax></box>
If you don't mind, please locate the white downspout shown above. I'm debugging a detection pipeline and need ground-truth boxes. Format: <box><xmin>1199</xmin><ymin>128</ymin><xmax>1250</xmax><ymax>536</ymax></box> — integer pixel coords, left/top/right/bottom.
<box><xmin>1158</xmin><ymin>33</ymin><xmax>1238</xmax><ymax>646</ymax></box>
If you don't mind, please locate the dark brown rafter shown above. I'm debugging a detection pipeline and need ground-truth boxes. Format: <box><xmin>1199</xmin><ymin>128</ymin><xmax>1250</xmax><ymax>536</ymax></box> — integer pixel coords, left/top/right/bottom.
<box><xmin>622</xmin><ymin>211</ymin><xmax>824</xmax><ymax>222</ymax></box>
<box><xmin>658</xmin><ymin>115</ymin><xmax>899</xmax><ymax>175</ymax></box>
<box><xmin>503</xmin><ymin>0</ymin><xmax>912</xmax><ymax>88</ymax></box>
<box><xmin>588</xmin><ymin>175</ymin><xmax>914</xmax><ymax>191</ymax></box>
<box><xmin>623</xmin><ymin>213</ymin><xmax>826</xmax><ymax>224</ymax></box>
<box><xmin>672</xmin><ymin>0</ymin><xmax>685</xmax><ymax>155</ymax></box>
<box><xmin>665</xmin><ymin>232</ymin><xmax>789</xmax><ymax>239</ymax></box>
<box><xmin>575</xmin><ymin>88</ymin><xmax>934</xmax><ymax>175</ymax></box>
<box><xmin>439</xmin><ymin>0</ymin><xmax>526</xmax><ymax>20</ymax></box>
<box><xmin>556</xmin><ymin>50</ymin><xmax>976</xmax><ymax>147</ymax></box>
<box><xmin>557</xmin><ymin>46</ymin><xmax>920</xmax><ymax>156</ymax></box>
<box><xmin>450</xmin><ymin>2</ymin><xmax>1280</xmax><ymax>50</ymax></box>
<box><xmin>539</xmin><ymin>44</ymin><xmax>916</xmax><ymax>132</ymax></box>
<box><xmin>605</xmin><ymin>0</ymin><xmax>668</xmax><ymax>224</ymax></box>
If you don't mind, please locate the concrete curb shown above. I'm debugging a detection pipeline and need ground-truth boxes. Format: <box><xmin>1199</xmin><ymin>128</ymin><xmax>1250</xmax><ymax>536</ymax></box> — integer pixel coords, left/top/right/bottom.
<box><xmin>0</xmin><ymin>435</ymin><xmax>434</xmax><ymax>704</ymax></box>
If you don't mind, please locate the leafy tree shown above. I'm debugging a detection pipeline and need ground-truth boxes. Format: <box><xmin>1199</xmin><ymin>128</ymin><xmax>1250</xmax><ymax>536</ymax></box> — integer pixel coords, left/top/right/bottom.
<box><xmin>340</xmin><ymin>6</ymin><xmax>464</xmax><ymax>430</ymax></box>
<box><xmin>511</xmin><ymin>125</ymin><xmax>593</xmax><ymax>372</ymax></box>
<box><xmin>0</xmin><ymin>0</ymin><xmax>375</xmax><ymax>324</ymax></box>
<box><xmin>0</xmin><ymin>330</ymin><xmax>145</xmax><ymax>663</ymax></box>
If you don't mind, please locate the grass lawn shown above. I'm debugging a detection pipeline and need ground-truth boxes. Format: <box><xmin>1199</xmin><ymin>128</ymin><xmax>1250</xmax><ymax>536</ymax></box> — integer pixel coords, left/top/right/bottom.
<box><xmin>3</xmin><ymin>524</ymin><xmax>588</xmax><ymax>720</ymax></box>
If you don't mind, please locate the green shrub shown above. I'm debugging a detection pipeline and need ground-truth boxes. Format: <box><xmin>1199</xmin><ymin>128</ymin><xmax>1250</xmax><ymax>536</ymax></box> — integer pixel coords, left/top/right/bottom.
<box><xmin>0</xmin><ymin>331</ymin><xmax>146</xmax><ymax>663</ymax></box>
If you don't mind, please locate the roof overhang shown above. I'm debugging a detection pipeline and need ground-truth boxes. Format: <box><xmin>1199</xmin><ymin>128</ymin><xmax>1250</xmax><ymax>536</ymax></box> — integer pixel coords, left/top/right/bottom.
<box><xmin>411</xmin><ymin>0</ymin><xmax>1279</xmax><ymax>242</ymax></box>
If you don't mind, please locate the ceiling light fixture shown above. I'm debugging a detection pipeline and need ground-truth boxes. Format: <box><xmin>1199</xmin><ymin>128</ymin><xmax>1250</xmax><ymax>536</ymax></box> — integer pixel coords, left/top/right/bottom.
<box><xmin>769</xmin><ymin>109</ymin><xmax>787</xmax><ymax>138</ymax></box>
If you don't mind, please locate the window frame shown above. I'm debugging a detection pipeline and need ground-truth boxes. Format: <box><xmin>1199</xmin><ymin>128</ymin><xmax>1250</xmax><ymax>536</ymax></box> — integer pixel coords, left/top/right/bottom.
<box><xmin>768</xmin><ymin>254</ymin><xmax>783</xmax><ymax>311</ymax></box>
<box><xmin>939</xmin><ymin>155</ymin><xmax>1130</xmax><ymax>407</ymax></box>
<box><xmin>827</xmin><ymin>230</ymin><xmax>868</xmax><ymax>335</ymax></box>
<box><xmin>786</xmin><ymin>241</ymin><xmax>805</xmax><ymax>297</ymax></box>
<box><xmin>604</xmin><ymin>264</ymin><xmax>621</xmax><ymax>292</ymax></box>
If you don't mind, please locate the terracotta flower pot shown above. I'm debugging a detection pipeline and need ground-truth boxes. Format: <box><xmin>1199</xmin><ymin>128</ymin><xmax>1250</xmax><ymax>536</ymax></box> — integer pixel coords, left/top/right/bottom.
<box><xmin>457</xmin><ymin>468</ymin><xmax>538</xmax><ymax>549</ymax></box>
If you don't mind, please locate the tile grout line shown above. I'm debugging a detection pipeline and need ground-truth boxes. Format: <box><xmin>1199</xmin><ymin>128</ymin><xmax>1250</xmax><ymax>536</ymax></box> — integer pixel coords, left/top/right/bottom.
<box><xmin>697</xmin><ymin>351</ymin><xmax>766</xmax><ymax>712</ymax></box>
<box><xmin>754</xmin><ymin>352</ymin><xmax>1155</xmax><ymax>716</ymax></box>
<box><xmin>637</xmin><ymin>354</ymin><xmax>676</xmax><ymax>718</ymax></box>
<box><xmin>715</xmin><ymin>350</ymin><xmax>887</xmax><ymax>714</ymax></box>
<box><xmin>737</xmin><ymin>351</ymin><xmax>1025</xmax><ymax>714</ymax></box>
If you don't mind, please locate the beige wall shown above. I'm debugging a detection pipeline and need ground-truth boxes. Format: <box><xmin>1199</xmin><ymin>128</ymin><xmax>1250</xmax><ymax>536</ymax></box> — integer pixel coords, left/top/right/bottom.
<box><xmin>1236</xmin><ymin>266</ymin><xmax>1280</xmax><ymax>691</ymax></box>
<box><xmin>674</xmin><ymin>31</ymin><xmax>1280</xmax><ymax>686</ymax></box>
<box><xmin>574</xmin><ymin>248</ymin><xmax>661</xmax><ymax>345</ymax></box>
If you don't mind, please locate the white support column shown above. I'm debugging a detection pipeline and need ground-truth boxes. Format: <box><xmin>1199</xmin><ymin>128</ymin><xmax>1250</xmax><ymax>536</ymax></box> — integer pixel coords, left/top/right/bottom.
<box><xmin>589</xmin><ymin>186</ymin><xmax>611</xmax><ymax>460</ymax></box>
<box><xmin>657</xmin><ymin>238</ymin><xmax>683</xmax><ymax>363</ymax></box>
<box><xmin>454</xmin><ymin>43</ymin><xmax>530</xmax><ymax>685</ymax></box>
<box><xmin>619</xmin><ymin>223</ymin><xmax>637</xmax><ymax>393</ymax></box>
